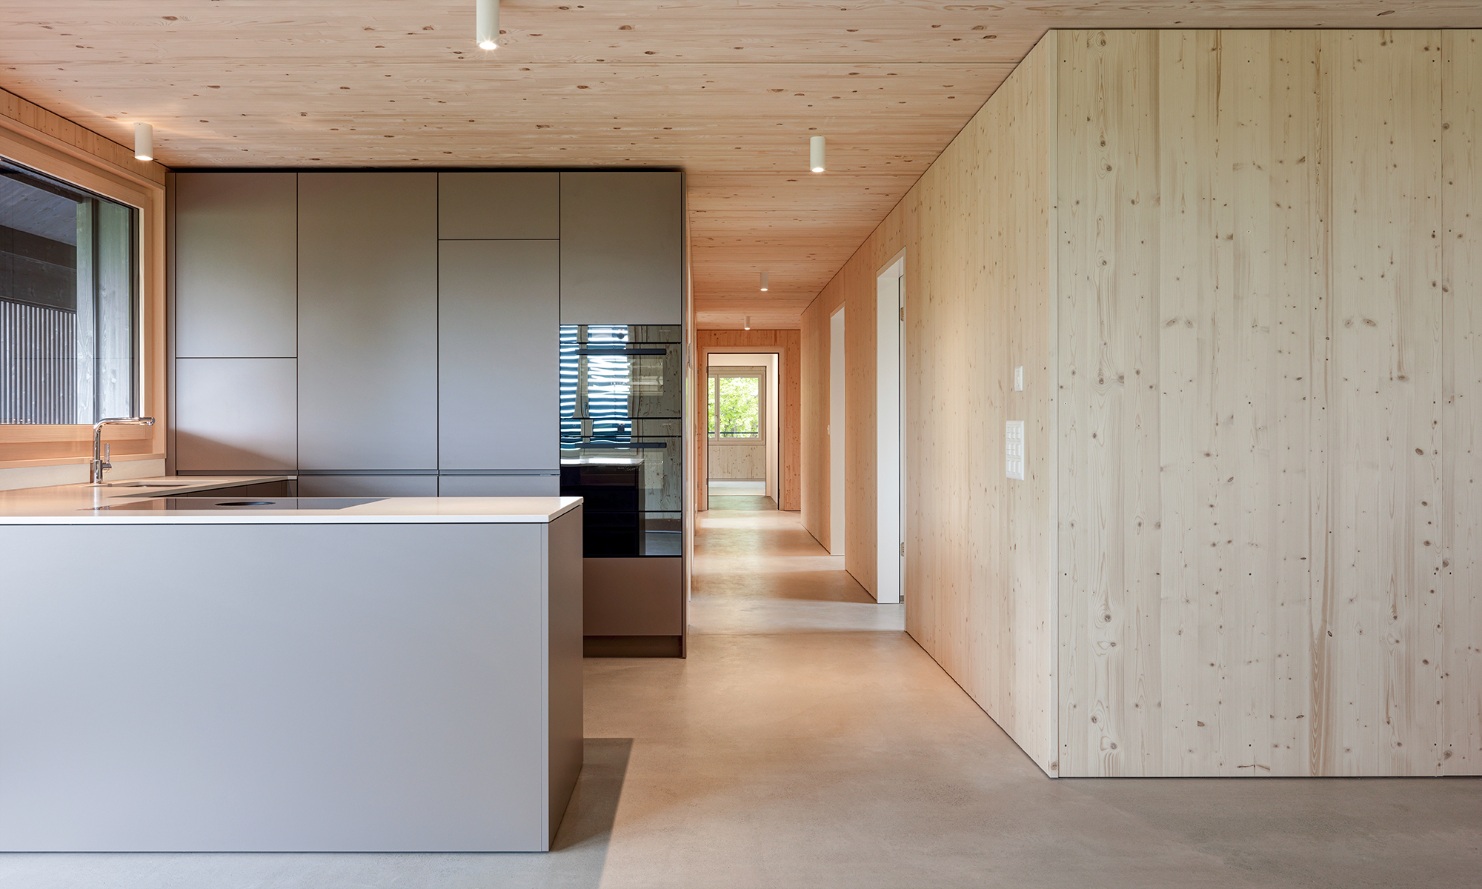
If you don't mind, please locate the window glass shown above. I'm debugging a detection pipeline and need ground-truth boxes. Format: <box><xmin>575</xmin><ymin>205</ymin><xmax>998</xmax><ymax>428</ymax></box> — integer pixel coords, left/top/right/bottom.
<box><xmin>0</xmin><ymin>158</ymin><xmax>139</xmax><ymax>424</ymax></box>
<box><xmin>708</xmin><ymin>374</ymin><xmax>761</xmax><ymax>440</ymax></box>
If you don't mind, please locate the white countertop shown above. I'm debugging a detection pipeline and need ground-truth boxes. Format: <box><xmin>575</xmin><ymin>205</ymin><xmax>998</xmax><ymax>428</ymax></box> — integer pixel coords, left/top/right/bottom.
<box><xmin>0</xmin><ymin>476</ymin><xmax>582</xmax><ymax>525</ymax></box>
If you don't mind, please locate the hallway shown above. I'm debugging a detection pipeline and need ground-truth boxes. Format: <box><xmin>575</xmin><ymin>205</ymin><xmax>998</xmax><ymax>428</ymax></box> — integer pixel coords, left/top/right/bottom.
<box><xmin>2</xmin><ymin>502</ymin><xmax>1480</xmax><ymax>888</ymax></box>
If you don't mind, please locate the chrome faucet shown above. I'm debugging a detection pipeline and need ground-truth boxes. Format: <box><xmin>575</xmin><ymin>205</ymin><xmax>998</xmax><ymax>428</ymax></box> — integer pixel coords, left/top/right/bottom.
<box><xmin>90</xmin><ymin>417</ymin><xmax>155</xmax><ymax>484</ymax></box>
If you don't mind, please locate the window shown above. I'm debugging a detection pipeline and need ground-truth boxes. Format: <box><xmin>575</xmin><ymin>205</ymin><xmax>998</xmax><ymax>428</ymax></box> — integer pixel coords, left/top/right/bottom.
<box><xmin>1</xmin><ymin>158</ymin><xmax>140</xmax><ymax>425</ymax></box>
<box><xmin>707</xmin><ymin>371</ymin><xmax>763</xmax><ymax>441</ymax></box>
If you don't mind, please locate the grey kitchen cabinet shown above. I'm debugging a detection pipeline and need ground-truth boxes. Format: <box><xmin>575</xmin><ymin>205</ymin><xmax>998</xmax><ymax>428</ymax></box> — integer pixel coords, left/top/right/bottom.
<box><xmin>296</xmin><ymin>474</ymin><xmax>438</xmax><ymax>498</ymax></box>
<box><xmin>439</xmin><ymin>474</ymin><xmax>559</xmax><ymax>497</ymax></box>
<box><xmin>297</xmin><ymin>173</ymin><xmax>438</xmax><ymax>470</ymax></box>
<box><xmin>174</xmin><ymin>173</ymin><xmax>298</xmax><ymax>358</ymax></box>
<box><xmin>559</xmin><ymin>172</ymin><xmax>682</xmax><ymax>324</ymax></box>
<box><xmin>174</xmin><ymin>358</ymin><xmax>298</xmax><ymax>472</ymax></box>
<box><xmin>439</xmin><ymin>240</ymin><xmax>559</xmax><ymax>471</ymax></box>
<box><xmin>438</xmin><ymin>173</ymin><xmax>558</xmax><ymax>240</ymax></box>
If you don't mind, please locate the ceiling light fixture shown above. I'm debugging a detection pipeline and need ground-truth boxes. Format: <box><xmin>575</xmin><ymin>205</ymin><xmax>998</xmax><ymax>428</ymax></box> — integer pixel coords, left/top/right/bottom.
<box><xmin>759</xmin><ymin>272</ymin><xmax>769</xmax><ymax>292</ymax></box>
<box><xmin>744</xmin><ymin>316</ymin><xmax>752</xmax><ymax>331</ymax></box>
<box><xmin>809</xmin><ymin>135</ymin><xmax>826</xmax><ymax>173</ymax></box>
<box><xmin>134</xmin><ymin>122</ymin><xmax>154</xmax><ymax>162</ymax></box>
<box><xmin>476</xmin><ymin>0</ymin><xmax>499</xmax><ymax>50</ymax></box>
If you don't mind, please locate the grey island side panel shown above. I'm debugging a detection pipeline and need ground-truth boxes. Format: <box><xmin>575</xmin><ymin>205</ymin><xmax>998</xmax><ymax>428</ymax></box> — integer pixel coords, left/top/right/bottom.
<box><xmin>0</xmin><ymin>519</ymin><xmax>581</xmax><ymax>852</ymax></box>
<box><xmin>297</xmin><ymin>172</ymin><xmax>438</xmax><ymax>471</ymax></box>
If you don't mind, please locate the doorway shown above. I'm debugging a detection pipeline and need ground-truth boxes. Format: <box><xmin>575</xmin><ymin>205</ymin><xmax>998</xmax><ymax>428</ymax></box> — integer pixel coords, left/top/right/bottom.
<box><xmin>829</xmin><ymin>307</ymin><xmax>846</xmax><ymax>556</ymax></box>
<box><xmin>706</xmin><ymin>353</ymin><xmax>780</xmax><ymax>509</ymax></box>
<box><xmin>875</xmin><ymin>255</ymin><xmax>904</xmax><ymax>604</ymax></box>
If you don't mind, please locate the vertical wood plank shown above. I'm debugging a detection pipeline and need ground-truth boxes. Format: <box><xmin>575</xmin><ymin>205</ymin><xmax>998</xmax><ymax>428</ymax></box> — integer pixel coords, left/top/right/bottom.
<box><xmin>1317</xmin><ymin>30</ymin><xmax>1444</xmax><ymax>776</ymax></box>
<box><xmin>1441</xmin><ymin>29</ymin><xmax>1482</xmax><ymax>776</ymax></box>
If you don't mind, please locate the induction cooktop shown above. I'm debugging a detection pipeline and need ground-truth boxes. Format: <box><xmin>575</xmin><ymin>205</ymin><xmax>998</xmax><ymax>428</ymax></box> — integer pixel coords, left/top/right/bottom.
<box><xmin>99</xmin><ymin>497</ymin><xmax>383</xmax><ymax>512</ymax></box>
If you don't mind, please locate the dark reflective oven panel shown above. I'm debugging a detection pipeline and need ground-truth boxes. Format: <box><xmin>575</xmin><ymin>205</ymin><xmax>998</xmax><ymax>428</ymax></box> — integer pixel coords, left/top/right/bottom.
<box><xmin>559</xmin><ymin>325</ymin><xmax>683</xmax><ymax>558</ymax></box>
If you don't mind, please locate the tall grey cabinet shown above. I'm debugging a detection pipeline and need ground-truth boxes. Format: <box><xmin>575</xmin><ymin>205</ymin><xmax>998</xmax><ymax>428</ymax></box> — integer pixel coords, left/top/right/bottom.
<box><xmin>172</xmin><ymin>172</ymin><xmax>298</xmax><ymax>474</ymax></box>
<box><xmin>297</xmin><ymin>173</ymin><xmax>438</xmax><ymax>491</ymax></box>
<box><xmin>437</xmin><ymin>173</ymin><xmax>560</xmax><ymax>497</ymax></box>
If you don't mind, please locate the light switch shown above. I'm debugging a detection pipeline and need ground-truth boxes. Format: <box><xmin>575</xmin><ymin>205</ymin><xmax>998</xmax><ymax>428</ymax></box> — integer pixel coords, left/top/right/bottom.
<box><xmin>1013</xmin><ymin>366</ymin><xmax>1025</xmax><ymax>392</ymax></box>
<box><xmin>1006</xmin><ymin>420</ymin><xmax>1026</xmax><ymax>481</ymax></box>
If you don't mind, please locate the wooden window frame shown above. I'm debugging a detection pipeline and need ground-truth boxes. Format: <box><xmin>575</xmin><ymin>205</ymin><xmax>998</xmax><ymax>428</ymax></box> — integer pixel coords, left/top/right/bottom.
<box><xmin>0</xmin><ymin>119</ymin><xmax>166</xmax><ymax>468</ymax></box>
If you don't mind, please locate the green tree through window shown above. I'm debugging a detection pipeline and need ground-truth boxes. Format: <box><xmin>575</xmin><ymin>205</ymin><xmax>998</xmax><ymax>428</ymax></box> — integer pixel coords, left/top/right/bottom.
<box><xmin>708</xmin><ymin>374</ymin><xmax>761</xmax><ymax>439</ymax></box>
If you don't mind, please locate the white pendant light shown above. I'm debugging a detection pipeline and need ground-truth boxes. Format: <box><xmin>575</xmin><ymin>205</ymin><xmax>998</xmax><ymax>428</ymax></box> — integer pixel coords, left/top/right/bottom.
<box><xmin>743</xmin><ymin>316</ymin><xmax>752</xmax><ymax>331</ymax></box>
<box><xmin>759</xmin><ymin>271</ymin><xmax>769</xmax><ymax>292</ymax></box>
<box><xmin>476</xmin><ymin>0</ymin><xmax>499</xmax><ymax>50</ymax></box>
<box><xmin>809</xmin><ymin>135</ymin><xmax>826</xmax><ymax>173</ymax></box>
<box><xmin>134</xmin><ymin>122</ymin><xmax>154</xmax><ymax>162</ymax></box>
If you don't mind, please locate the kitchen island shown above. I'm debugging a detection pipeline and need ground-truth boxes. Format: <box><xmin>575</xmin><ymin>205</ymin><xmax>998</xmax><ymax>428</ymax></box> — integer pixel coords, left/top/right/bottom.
<box><xmin>0</xmin><ymin>480</ymin><xmax>583</xmax><ymax>852</ymax></box>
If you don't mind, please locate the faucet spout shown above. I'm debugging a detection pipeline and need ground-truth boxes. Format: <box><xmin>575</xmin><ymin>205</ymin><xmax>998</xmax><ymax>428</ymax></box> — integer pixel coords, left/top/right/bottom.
<box><xmin>90</xmin><ymin>417</ymin><xmax>156</xmax><ymax>485</ymax></box>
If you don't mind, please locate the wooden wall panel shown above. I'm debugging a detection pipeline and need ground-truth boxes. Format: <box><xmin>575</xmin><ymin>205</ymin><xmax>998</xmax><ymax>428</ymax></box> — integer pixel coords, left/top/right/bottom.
<box><xmin>1316</xmin><ymin>31</ymin><xmax>1445</xmax><ymax>777</ymax></box>
<box><xmin>694</xmin><ymin>329</ymin><xmax>801</xmax><ymax>511</ymax></box>
<box><xmin>793</xmin><ymin>28</ymin><xmax>1479</xmax><ymax>777</ymax></box>
<box><xmin>1440</xmin><ymin>30</ymin><xmax>1482</xmax><ymax>775</ymax></box>
<box><xmin>1055</xmin><ymin>29</ymin><xmax>1478</xmax><ymax>777</ymax></box>
<box><xmin>798</xmin><ymin>36</ymin><xmax>1058</xmax><ymax>774</ymax></box>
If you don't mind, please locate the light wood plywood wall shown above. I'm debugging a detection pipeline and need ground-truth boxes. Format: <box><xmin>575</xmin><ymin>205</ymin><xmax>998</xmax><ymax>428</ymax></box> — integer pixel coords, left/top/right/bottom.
<box><xmin>799</xmin><ymin>28</ymin><xmax>1482</xmax><ymax>778</ymax></box>
<box><xmin>1442</xmin><ymin>30</ymin><xmax>1482</xmax><ymax>776</ymax></box>
<box><xmin>800</xmin><ymin>37</ymin><xmax>1058</xmax><ymax>773</ymax></box>
<box><xmin>1054</xmin><ymin>29</ymin><xmax>1482</xmax><ymax>777</ymax></box>
<box><xmin>694</xmin><ymin>329</ymin><xmax>801</xmax><ymax>512</ymax></box>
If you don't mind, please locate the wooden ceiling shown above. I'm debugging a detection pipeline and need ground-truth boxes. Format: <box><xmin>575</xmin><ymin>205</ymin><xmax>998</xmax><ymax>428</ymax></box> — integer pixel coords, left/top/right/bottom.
<box><xmin>2</xmin><ymin>3</ymin><xmax>1479</xmax><ymax>329</ymax></box>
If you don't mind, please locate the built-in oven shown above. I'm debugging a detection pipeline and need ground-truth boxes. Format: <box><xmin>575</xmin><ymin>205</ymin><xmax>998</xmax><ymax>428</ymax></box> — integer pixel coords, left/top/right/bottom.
<box><xmin>558</xmin><ymin>324</ymin><xmax>682</xmax><ymax>557</ymax></box>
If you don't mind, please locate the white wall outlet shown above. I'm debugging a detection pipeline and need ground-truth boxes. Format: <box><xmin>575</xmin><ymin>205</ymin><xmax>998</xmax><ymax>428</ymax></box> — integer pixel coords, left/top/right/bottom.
<box><xmin>1013</xmin><ymin>366</ymin><xmax>1025</xmax><ymax>392</ymax></box>
<box><xmin>1006</xmin><ymin>420</ymin><xmax>1026</xmax><ymax>481</ymax></box>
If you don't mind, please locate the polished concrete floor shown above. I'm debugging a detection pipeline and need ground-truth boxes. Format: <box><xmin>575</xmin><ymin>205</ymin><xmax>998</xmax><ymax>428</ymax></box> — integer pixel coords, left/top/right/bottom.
<box><xmin>3</xmin><ymin>504</ymin><xmax>1480</xmax><ymax>888</ymax></box>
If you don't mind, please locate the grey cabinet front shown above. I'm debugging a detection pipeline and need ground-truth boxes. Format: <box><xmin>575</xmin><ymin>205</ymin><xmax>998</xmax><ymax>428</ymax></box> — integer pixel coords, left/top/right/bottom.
<box><xmin>297</xmin><ymin>173</ymin><xmax>437</xmax><ymax>470</ymax></box>
<box><xmin>439</xmin><ymin>474</ymin><xmax>559</xmax><ymax>497</ymax></box>
<box><xmin>175</xmin><ymin>358</ymin><xmax>298</xmax><ymax>472</ymax></box>
<box><xmin>439</xmin><ymin>173</ymin><xmax>558</xmax><ymax>240</ymax></box>
<box><xmin>296</xmin><ymin>474</ymin><xmax>438</xmax><ymax>498</ymax></box>
<box><xmin>175</xmin><ymin>173</ymin><xmax>297</xmax><ymax>358</ymax></box>
<box><xmin>559</xmin><ymin>172</ymin><xmax>682</xmax><ymax>324</ymax></box>
<box><xmin>439</xmin><ymin>240</ymin><xmax>558</xmax><ymax>471</ymax></box>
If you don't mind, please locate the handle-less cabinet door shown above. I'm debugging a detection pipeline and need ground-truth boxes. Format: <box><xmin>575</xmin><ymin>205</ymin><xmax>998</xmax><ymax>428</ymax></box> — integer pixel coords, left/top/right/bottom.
<box><xmin>439</xmin><ymin>240</ymin><xmax>559</xmax><ymax>471</ymax></box>
<box><xmin>439</xmin><ymin>474</ymin><xmax>560</xmax><ymax>497</ymax></box>
<box><xmin>439</xmin><ymin>173</ymin><xmax>558</xmax><ymax>240</ymax></box>
<box><xmin>559</xmin><ymin>172</ymin><xmax>682</xmax><ymax>324</ymax></box>
<box><xmin>175</xmin><ymin>173</ymin><xmax>297</xmax><ymax>358</ymax></box>
<box><xmin>298</xmin><ymin>173</ymin><xmax>437</xmax><ymax>470</ymax></box>
<box><xmin>175</xmin><ymin>358</ymin><xmax>297</xmax><ymax>472</ymax></box>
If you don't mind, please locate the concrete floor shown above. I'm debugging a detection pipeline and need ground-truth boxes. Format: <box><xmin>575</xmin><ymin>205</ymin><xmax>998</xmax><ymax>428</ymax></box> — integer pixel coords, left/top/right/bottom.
<box><xmin>3</xmin><ymin>504</ymin><xmax>1480</xmax><ymax>888</ymax></box>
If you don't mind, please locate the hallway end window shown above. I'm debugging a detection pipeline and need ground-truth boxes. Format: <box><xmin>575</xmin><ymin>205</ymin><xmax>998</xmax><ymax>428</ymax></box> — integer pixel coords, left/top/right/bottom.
<box><xmin>707</xmin><ymin>372</ymin><xmax>762</xmax><ymax>441</ymax></box>
<box><xmin>0</xmin><ymin>158</ymin><xmax>139</xmax><ymax>425</ymax></box>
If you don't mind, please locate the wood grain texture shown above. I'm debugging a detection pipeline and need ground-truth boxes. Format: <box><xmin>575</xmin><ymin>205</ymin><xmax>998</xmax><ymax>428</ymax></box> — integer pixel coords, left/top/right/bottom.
<box><xmin>8</xmin><ymin>6</ymin><xmax>1480</xmax><ymax>331</ymax></box>
<box><xmin>1440</xmin><ymin>29</ymin><xmax>1482</xmax><ymax>775</ymax></box>
<box><xmin>707</xmin><ymin>443</ymin><xmax>766</xmax><ymax>481</ymax></box>
<box><xmin>1054</xmin><ymin>30</ymin><xmax>1479</xmax><ymax>777</ymax></box>
<box><xmin>0</xmin><ymin>89</ymin><xmax>168</xmax><ymax>471</ymax></box>
<box><xmin>799</xmin><ymin>36</ymin><xmax>1058</xmax><ymax>773</ymax></box>
<box><xmin>694</xmin><ymin>329</ymin><xmax>800</xmax><ymax>512</ymax></box>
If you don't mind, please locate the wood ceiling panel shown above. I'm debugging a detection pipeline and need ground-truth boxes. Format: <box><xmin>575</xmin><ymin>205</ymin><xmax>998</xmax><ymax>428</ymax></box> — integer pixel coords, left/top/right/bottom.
<box><xmin>3</xmin><ymin>2</ymin><xmax>1479</xmax><ymax>328</ymax></box>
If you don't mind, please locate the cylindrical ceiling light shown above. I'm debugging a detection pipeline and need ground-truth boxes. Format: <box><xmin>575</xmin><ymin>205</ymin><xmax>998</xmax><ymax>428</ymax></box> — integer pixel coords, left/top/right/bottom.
<box><xmin>809</xmin><ymin>135</ymin><xmax>826</xmax><ymax>173</ymax></box>
<box><xmin>476</xmin><ymin>0</ymin><xmax>499</xmax><ymax>50</ymax></box>
<box><xmin>134</xmin><ymin>122</ymin><xmax>154</xmax><ymax>162</ymax></box>
<box><xmin>759</xmin><ymin>271</ymin><xmax>769</xmax><ymax>292</ymax></box>
<box><xmin>744</xmin><ymin>316</ymin><xmax>752</xmax><ymax>331</ymax></box>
